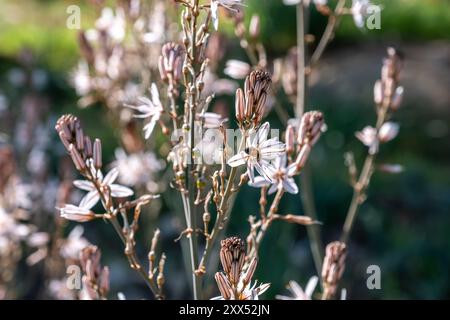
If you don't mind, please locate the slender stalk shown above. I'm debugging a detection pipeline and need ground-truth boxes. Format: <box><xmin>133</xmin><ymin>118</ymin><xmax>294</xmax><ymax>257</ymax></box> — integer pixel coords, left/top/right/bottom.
<box><xmin>296</xmin><ymin>2</ymin><xmax>306</xmax><ymax>118</ymax></box>
<box><xmin>341</xmin><ymin>97</ymin><xmax>391</xmax><ymax>243</ymax></box>
<box><xmin>340</xmin><ymin>154</ymin><xmax>374</xmax><ymax>243</ymax></box>
<box><xmin>295</xmin><ymin>1</ymin><xmax>324</xmax><ymax>277</ymax></box>
<box><xmin>300</xmin><ymin>169</ymin><xmax>324</xmax><ymax>274</ymax></box>
<box><xmin>197</xmin><ymin>133</ymin><xmax>247</xmax><ymax>274</ymax></box>
<box><xmin>309</xmin><ymin>0</ymin><xmax>346</xmax><ymax>69</ymax></box>
<box><xmin>180</xmin><ymin>0</ymin><xmax>201</xmax><ymax>299</ymax></box>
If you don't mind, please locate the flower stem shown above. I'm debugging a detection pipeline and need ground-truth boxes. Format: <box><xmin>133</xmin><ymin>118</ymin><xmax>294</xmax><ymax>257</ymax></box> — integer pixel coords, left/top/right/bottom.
<box><xmin>295</xmin><ymin>1</ymin><xmax>324</xmax><ymax>278</ymax></box>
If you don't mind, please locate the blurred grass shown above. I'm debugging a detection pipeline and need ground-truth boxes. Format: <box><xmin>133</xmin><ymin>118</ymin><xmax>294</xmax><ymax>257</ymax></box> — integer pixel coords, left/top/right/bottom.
<box><xmin>0</xmin><ymin>0</ymin><xmax>449</xmax><ymax>68</ymax></box>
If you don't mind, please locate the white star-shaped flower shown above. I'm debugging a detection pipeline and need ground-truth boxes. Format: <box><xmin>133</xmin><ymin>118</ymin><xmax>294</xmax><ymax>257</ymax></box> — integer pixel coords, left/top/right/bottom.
<box><xmin>248</xmin><ymin>153</ymin><xmax>298</xmax><ymax>194</ymax></box>
<box><xmin>73</xmin><ymin>167</ymin><xmax>134</xmax><ymax>210</ymax></box>
<box><xmin>126</xmin><ymin>83</ymin><xmax>163</xmax><ymax>139</ymax></box>
<box><xmin>227</xmin><ymin>122</ymin><xmax>285</xmax><ymax>183</ymax></box>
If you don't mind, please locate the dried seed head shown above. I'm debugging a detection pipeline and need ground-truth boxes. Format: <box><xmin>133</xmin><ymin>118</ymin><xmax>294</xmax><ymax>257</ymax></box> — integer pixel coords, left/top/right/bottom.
<box><xmin>220</xmin><ymin>236</ymin><xmax>246</xmax><ymax>285</ymax></box>
<box><xmin>297</xmin><ymin>111</ymin><xmax>325</xmax><ymax>148</ymax></box>
<box><xmin>322</xmin><ymin>241</ymin><xmax>347</xmax><ymax>299</ymax></box>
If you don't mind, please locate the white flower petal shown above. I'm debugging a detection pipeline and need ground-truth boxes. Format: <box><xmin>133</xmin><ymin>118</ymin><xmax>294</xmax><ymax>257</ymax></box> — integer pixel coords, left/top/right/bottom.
<box><xmin>283</xmin><ymin>177</ymin><xmax>298</xmax><ymax>194</ymax></box>
<box><xmin>150</xmin><ymin>83</ymin><xmax>161</xmax><ymax>106</ymax></box>
<box><xmin>248</xmin><ymin>176</ymin><xmax>271</xmax><ymax>188</ymax></box>
<box><xmin>253</xmin><ymin>122</ymin><xmax>270</xmax><ymax>145</ymax></box>
<box><xmin>110</xmin><ymin>184</ymin><xmax>134</xmax><ymax>197</ymax></box>
<box><xmin>73</xmin><ymin>180</ymin><xmax>95</xmax><ymax>192</ymax></box>
<box><xmin>103</xmin><ymin>167</ymin><xmax>119</xmax><ymax>185</ymax></box>
<box><xmin>305</xmin><ymin>276</ymin><xmax>319</xmax><ymax>298</ymax></box>
<box><xmin>144</xmin><ymin>119</ymin><xmax>157</xmax><ymax>139</ymax></box>
<box><xmin>268</xmin><ymin>183</ymin><xmax>278</xmax><ymax>195</ymax></box>
<box><xmin>79</xmin><ymin>190</ymin><xmax>100</xmax><ymax>209</ymax></box>
<box><xmin>227</xmin><ymin>151</ymin><xmax>247</xmax><ymax>167</ymax></box>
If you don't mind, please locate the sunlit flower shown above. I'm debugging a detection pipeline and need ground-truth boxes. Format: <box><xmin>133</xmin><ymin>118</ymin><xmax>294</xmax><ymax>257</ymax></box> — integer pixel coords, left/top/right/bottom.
<box><xmin>73</xmin><ymin>167</ymin><xmax>134</xmax><ymax>210</ymax></box>
<box><xmin>276</xmin><ymin>276</ymin><xmax>318</xmax><ymax>300</ymax></box>
<box><xmin>227</xmin><ymin>122</ymin><xmax>285</xmax><ymax>182</ymax></box>
<box><xmin>126</xmin><ymin>83</ymin><xmax>163</xmax><ymax>139</ymax></box>
<box><xmin>248</xmin><ymin>153</ymin><xmax>298</xmax><ymax>194</ymax></box>
<box><xmin>211</xmin><ymin>0</ymin><xmax>245</xmax><ymax>31</ymax></box>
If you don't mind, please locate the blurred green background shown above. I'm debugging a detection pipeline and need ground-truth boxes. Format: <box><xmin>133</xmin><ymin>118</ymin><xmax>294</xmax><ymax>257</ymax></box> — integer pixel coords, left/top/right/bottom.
<box><xmin>0</xmin><ymin>0</ymin><xmax>449</xmax><ymax>299</ymax></box>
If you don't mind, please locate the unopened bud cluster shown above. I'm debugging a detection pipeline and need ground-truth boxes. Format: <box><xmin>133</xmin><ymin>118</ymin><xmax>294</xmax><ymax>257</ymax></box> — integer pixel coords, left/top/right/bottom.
<box><xmin>235</xmin><ymin>70</ymin><xmax>272</xmax><ymax>129</ymax></box>
<box><xmin>286</xmin><ymin>111</ymin><xmax>325</xmax><ymax>173</ymax></box>
<box><xmin>214</xmin><ymin>236</ymin><xmax>260</xmax><ymax>300</ymax></box>
<box><xmin>374</xmin><ymin>47</ymin><xmax>404</xmax><ymax>111</ymax></box>
<box><xmin>55</xmin><ymin>114</ymin><xmax>102</xmax><ymax>176</ymax></box>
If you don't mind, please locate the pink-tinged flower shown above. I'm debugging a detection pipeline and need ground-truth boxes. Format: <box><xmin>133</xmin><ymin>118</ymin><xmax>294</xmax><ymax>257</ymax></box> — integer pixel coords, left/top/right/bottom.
<box><xmin>73</xmin><ymin>167</ymin><xmax>134</xmax><ymax>210</ymax></box>
<box><xmin>126</xmin><ymin>83</ymin><xmax>163</xmax><ymax>139</ymax></box>
<box><xmin>224</xmin><ymin>60</ymin><xmax>251</xmax><ymax>79</ymax></box>
<box><xmin>227</xmin><ymin>122</ymin><xmax>285</xmax><ymax>183</ymax></box>
<box><xmin>378</xmin><ymin>122</ymin><xmax>399</xmax><ymax>143</ymax></box>
<box><xmin>211</xmin><ymin>0</ymin><xmax>245</xmax><ymax>31</ymax></box>
<box><xmin>276</xmin><ymin>276</ymin><xmax>318</xmax><ymax>300</ymax></box>
<box><xmin>59</xmin><ymin>204</ymin><xmax>96</xmax><ymax>222</ymax></box>
<box><xmin>355</xmin><ymin>126</ymin><xmax>378</xmax><ymax>155</ymax></box>
<box><xmin>248</xmin><ymin>153</ymin><xmax>298</xmax><ymax>194</ymax></box>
